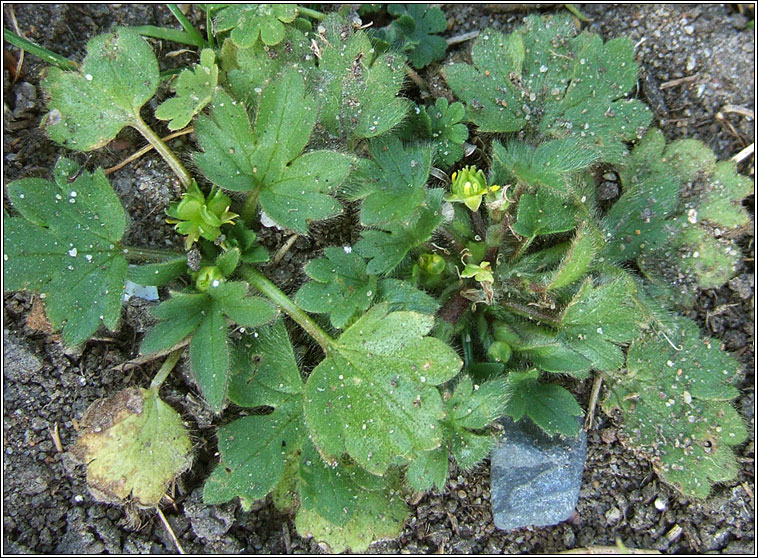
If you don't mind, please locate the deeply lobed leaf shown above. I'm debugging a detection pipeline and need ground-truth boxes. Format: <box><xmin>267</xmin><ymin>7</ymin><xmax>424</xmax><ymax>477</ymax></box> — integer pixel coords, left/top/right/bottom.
<box><xmin>4</xmin><ymin>158</ymin><xmax>128</xmax><ymax>345</ymax></box>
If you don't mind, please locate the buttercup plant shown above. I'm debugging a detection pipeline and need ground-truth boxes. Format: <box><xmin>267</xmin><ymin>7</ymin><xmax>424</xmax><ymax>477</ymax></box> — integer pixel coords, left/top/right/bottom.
<box><xmin>3</xmin><ymin>5</ymin><xmax>752</xmax><ymax>552</ymax></box>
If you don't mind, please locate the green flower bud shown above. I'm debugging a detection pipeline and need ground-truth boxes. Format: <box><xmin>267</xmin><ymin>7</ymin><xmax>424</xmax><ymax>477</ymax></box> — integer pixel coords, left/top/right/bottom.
<box><xmin>167</xmin><ymin>182</ymin><xmax>238</xmax><ymax>250</ymax></box>
<box><xmin>444</xmin><ymin>165</ymin><xmax>500</xmax><ymax>212</ymax></box>
<box><xmin>418</xmin><ymin>253</ymin><xmax>446</xmax><ymax>275</ymax></box>
<box><xmin>195</xmin><ymin>265</ymin><xmax>225</xmax><ymax>292</ymax></box>
<box><xmin>487</xmin><ymin>340</ymin><xmax>512</xmax><ymax>364</ymax></box>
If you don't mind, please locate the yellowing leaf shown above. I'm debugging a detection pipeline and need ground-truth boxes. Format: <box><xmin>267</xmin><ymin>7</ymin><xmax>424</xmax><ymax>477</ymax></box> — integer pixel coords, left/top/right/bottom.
<box><xmin>72</xmin><ymin>387</ymin><xmax>192</xmax><ymax>507</ymax></box>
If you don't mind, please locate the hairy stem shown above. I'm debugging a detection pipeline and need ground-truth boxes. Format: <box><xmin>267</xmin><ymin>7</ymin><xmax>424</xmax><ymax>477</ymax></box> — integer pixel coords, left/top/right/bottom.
<box><xmin>123</xmin><ymin>246</ymin><xmax>183</xmax><ymax>262</ymax></box>
<box><xmin>499</xmin><ymin>300</ymin><xmax>561</xmax><ymax>328</ymax></box>
<box><xmin>131</xmin><ymin>115</ymin><xmax>193</xmax><ymax>188</ymax></box>
<box><xmin>149</xmin><ymin>349</ymin><xmax>184</xmax><ymax>391</ymax></box>
<box><xmin>239</xmin><ymin>266</ymin><xmax>335</xmax><ymax>353</ymax></box>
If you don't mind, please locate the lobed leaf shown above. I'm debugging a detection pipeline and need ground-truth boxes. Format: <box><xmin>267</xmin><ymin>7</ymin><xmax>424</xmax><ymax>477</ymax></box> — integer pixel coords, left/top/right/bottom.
<box><xmin>4</xmin><ymin>159</ymin><xmax>127</xmax><ymax>345</ymax></box>
<box><xmin>42</xmin><ymin>27</ymin><xmax>159</xmax><ymax>150</ymax></box>
<box><xmin>443</xmin><ymin>16</ymin><xmax>651</xmax><ymax>163</ymax></box>
<box><xmin>303</xmin><ymin>304</ymin><xmax>462</xmax><ymax>475</ymax></box>
<box><xmin>503</xmin><ymin>370</ymin><xmax>583</xmax><ymax>437</ymax></box>
<box><xmin>384</xmin><ymin>4</ymin><xmax>448</xmax><ymax>69</ymax></box>
<box><xmin>311</xmin><ymin>14</ymin><xmax>410</xmax><ymax>140</ymax></box>
<box><xmin>399</xmin><ymin>98</ymin><xmax>469</xmax><ymax>168</ymax></box>
<box><xmin>604</xmin><ymin>316</ymin><xmax>747</xmax><ymax>498</ymax></box>
<box><xmin>295</xmin><ymin>247</ymin><xmax>377</xmax><ymax>329</ymax></box>
<box><xmin>355</xmin><ymin>189</ymin><xmax>446</xmax><ymax>275</ymax></box>
<box><xmin>214</xmin><ymin>4</ymin><xmax>297</xmax><ymax>48</ymax></box>
<box><xmin>141</xmin><ymin>283</ymin><xmax>277</xmax><ymax>412</ymax></box>
<box><xmin>204</xmin><ymin>320</ymin><xmax>305</xmax><ymax>507</ymax></box>
<box><xmin>155</xmin><ymin>48</ymin><xmax>218</xmax><ymax>130</ymax></box>
<box><xmin>72</xmin><ymin>387</ymin><xmax>192</xmax><ymax>507</ymax></box>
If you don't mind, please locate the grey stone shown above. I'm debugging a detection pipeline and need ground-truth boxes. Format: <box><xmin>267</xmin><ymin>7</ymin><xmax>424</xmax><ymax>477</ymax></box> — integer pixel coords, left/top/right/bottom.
<box><xmin>3</xmin><ymin>330</ymin><xmax>43</xmax><ymax>382</ymax></box>
<box><xmin>490</xmin><ymin>417</ymin><xmax>587</xmax><ymax>531</ymax></box>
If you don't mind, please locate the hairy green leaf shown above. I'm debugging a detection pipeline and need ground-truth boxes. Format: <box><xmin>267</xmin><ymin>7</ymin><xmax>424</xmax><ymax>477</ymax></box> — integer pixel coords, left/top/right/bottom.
<box><xmin>204</xmin><ymin>320</ymin><xmax>305</xmax><ymax>507</ymax></box>
<box><xmin>127</xmin><ymin>257</ymin><xmax>188</xmax><ymax>287</ymax></box>
<box><xmin>376</xmin><ymin>278</ymin><xmax>440</xmax><ymax>315</ymax></box>
<box><xmin>345</xmin><ymin>136</ymin><xmax>433</xmax><ymax>227</ymax></box>
<box><xmin>383</xmin><ymin>4</ymin><xmax>448</xmax><ymax>69</ymax></box>
<box><xmin>406</xmin><ymin>447</ymin><xmax>448</xmax><ymax>491</ymax></box>
<box><xmin>4</xmin><ymin>159</ymin><xmax>127</xmax><ymax>345</ymax></box>
<box><xmin>303</xmin><ymin>304</ymin><xmax>462</xmax><ymax>475</ymax></box>
<box><xmin>214</xmin><ymin>4</ymin><xmax>297</xmax><ymax>47</ymax></box>
<box><xmin>355</xmin><ymin>189</ymin><xmax>446</xmax><ymax>275</ymax></box>
<box><xmin>511</xmin><ymin>188</ymin><xmax>576</xmax><ymax>238</ymax></box>
<box><xmin>443</xmin><ymin>16</ymin><xmax>651</xmax><ymax>163</ymax></box>
<box><xmin>295</xmin><ymin>247</ymin><xmax>377</xmax><ymax>329</ymax></box>
<box><xmin>141</xmin><ymin>283</ymin><xmax>277</xmax><ymax>412</ymax></box>
<box><xmin>604</xmin><ymin>316</ymin><xmax>746</xmax><ymax>498</ymax></box>
<box><xmin>558</xmin><ymin>277</ymin><xmax>645</xmax><ymax>372</ymax></box>
<box><xmin>42</xmin><ymin>27</ymin><xmax>159</xmax><ymax>150</ymax></box>
<box><xmin>155</xmin><ymin>48</ymin><xmax>218</xmax><ymax>130</ymax></box>
<box><xmin>295</xmin><ymin>473</ymin><xmax>407</xmax><ymax>552</ymax></box>
<box><xmin>311</xmin><ymin>14</ymin><xmax>410</xmax><ymax>140</ymax></box>
<box><xmin>400</xmin><ymin>98</ymin><xmax>469</xmax><ymax>168</ymax></box>
<box><xmin>503</xmin><ymin>370</ymin><xmax>583</xmax><ymax>437</ymax></box>
<box><xmin>194</xmin><ymin>71</ymin><xmax>353</xmax><ymax>232</ymax></box>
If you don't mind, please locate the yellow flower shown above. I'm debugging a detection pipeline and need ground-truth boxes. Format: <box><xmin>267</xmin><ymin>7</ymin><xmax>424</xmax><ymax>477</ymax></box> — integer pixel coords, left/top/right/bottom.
<box><xmin>445</xmin><ymin>165</ymin><xmax>500</xmax><ymax>212</ymax></box>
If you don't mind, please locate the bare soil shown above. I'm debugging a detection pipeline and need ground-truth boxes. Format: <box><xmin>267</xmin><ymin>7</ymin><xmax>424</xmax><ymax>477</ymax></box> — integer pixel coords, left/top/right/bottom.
<box><xmin>3</xmin><ymin>3</ymin><xmax>754</xmax><ymax>554</ymax></box>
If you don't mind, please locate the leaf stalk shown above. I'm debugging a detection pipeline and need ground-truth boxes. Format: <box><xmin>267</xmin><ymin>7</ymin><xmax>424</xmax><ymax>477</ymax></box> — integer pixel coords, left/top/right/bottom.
<box><xmin>131</xmin><ymin>115</ymin><xmax>193</xmax><ymax>188</ymax></box>
<box><xmin>239</xmin><ymin>266</ymin><xmax>335</xmax><ymax>353</ymax></box>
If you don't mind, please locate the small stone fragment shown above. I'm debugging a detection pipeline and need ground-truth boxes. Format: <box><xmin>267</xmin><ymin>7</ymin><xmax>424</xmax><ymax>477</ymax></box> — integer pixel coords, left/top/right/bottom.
<box><xmin>490</xmin><ymin>417</ymin><xmax>587</xmax><ymax>531</ymax></box>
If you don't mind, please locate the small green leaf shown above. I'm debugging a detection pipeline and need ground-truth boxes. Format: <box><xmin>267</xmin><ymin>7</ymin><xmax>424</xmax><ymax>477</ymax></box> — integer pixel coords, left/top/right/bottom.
<box><xmin>604</xmin><ymin>316</ymin><xmax>746</xmax><ymax>498</ymax></box>
<box><xmin>223</xmin><ymin>28</ymin><xmax>311</xmax><ymax>110</ymax></box>
<box><xmin>141</xmin><ymin>284</ymin><xmax>276</xmax><ymax>411</ymax></box>
<box><xmin>348</xmin><ymin>136</ymin><xmax>433</xmax><ymax>227</ymax></box>
<box><xmin>193</xmin><ymin>89</ymin><xmax>258</xmax><ymax>190</ymax></box>
<box><xmin>511</xmin><ymin>189</ymin><xmax>576</xmax><ymax>239</ymax></box>
<box><xmin>407</xmin><ymin>447</ymin><xmax>448</xmax><ymax>491</ymax></box>
<box><xmin>72</xmin><ymin>387</ymin><xmax>192</xmax><ymax>507</ymax></box>
<box><xmin>155</xmin><ymin>49</ymin><xmax>218</xmax><ymax>130</ymax></box>
<box><xmin>214</xmin><ymin>4</ymin><xmax>297</xmax><ymax>47</ymax></box>
<box><xmin>204</xmin><ymin>321</ymin><xmax>305</xmax><ymax>506</ymax></box>
<box><xmin>400</xmin><ymin>98</ymin><xmax>469</xmax><ymax>168</ymax></box>
<box><xmin>443</xmin><ymin>16</ymin><xmax>651</xmax><ymax>163</ymax></box>
<box><xmin>558</xmin><ymin>277</ymin><xmax>645</xmax><ymax>372</ymax></box>
<box><xmin>295</xmin><ymin>247</ymin><xmax>377</xmax><ymax>329</ymax></box>
<box><xmin>355</xmin><ymin>189</ymin><xmax>446</xmax><ymax>275</ymax></box>
<box><xmin>311</xmin><ymin>14</ymin><xmax>410</xmax><ymax>140</ymax></box>
<box><xmin>503</xmin><ymin>370</ymin><xmax>583</xmax><ymax>437</ymax></box>
<box><xmin>190</xmin><ymin>300</ymin><xmax>229</xmax><ymax>412</ymax></box>
<box><xmin>298</xmin><ymin>440</ymin><xmax>370</xmax><ymax>526</ymax></box>
<box><xmin>194</xmin><ymin>71</ymin><xmax>353</xmax><ymax>233</ymax></box>
<box><xmin>493</xmin><ymin>138</ymin><xmax>599</xmax><ymax>197</ymax></box>
<box><xmin>384</xmin><ymin>4</ymin><xmax>448</xmax><ymax>69</ymax></box>
<box><xmin>42</xmin><ymin>28</ymin><xmax>159</xmax><ymax>150</ymax></box>
<box><xmin>546</xmin><ymin>224</ymin><xmax>602</xmax><ymax>291</ymax></box>
<box><xmin>4</xmin><ymin>159</ymin><xmax>128</xmax><ymax>346</ymax></box>
<box><xmin>376</xmin><ymin>278</ymin><xmax>440</xmax><ymax>315</ymax></box>
<box><xmin>303</xmin><ymin>304</ymin><xmax>462</xmax><ymax>475</ymax></box>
